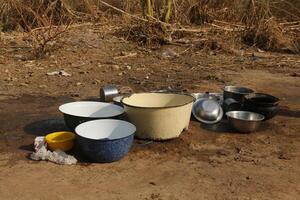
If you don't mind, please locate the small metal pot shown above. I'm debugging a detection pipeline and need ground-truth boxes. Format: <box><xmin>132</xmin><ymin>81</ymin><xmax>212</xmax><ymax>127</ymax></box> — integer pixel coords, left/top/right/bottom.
<box><xmin>223</xmin><ymin>86</ymin><xmax>254</xmax><ymax>102</ymax></box>
<box><xmin>100</xmin><ymin>85</ymin><xmax>119</xmax><ymax>102</ymax></box>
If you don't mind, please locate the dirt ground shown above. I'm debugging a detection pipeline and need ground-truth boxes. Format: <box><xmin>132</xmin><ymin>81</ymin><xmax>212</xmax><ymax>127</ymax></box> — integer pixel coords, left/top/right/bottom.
<box><xmin>0</xmin><ymin>23</ymin><xmax>300</xmax><ymax>200</ymax></box>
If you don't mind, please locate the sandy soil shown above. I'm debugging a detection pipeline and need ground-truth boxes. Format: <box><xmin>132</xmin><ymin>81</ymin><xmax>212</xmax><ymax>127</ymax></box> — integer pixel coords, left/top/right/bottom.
<box><xmin>0</xmin><ymin>23</ymin><xmax>300</xmax><ymax>200</ymax></box>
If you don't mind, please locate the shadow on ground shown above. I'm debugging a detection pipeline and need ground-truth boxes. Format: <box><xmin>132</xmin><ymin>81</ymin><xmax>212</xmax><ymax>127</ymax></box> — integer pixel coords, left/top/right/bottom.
<box><xmin>278</xmin><ymin>108</ymin><xmax>300</xmax><ymax>118</ymax></box>
<box><xmin>23</xmin><ymin>118</ymin><xmax>69</xmax><ymax>136</ymax></box>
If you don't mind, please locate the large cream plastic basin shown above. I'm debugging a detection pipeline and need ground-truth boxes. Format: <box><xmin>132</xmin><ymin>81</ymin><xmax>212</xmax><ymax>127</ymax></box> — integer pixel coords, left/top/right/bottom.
<box><xmin>121</xmin><ymin>93</ymin><xmax>195</xmax><ymax>140</ymax></box>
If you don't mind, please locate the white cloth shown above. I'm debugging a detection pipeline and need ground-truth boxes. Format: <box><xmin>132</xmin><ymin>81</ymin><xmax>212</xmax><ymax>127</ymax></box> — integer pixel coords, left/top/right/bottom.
<box><xmin>30</xmin><ymin>136</ymin><xmax>77</xmax><ymax>165</ymax></box>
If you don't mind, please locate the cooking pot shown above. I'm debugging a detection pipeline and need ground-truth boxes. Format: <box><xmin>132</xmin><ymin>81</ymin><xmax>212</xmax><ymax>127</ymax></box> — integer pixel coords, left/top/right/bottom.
<box><xmin>121</xmin><ymin>93</ymin><xmax>195</xmax><ymax>140</ymax></box>
<box><xmin>223</xmin><ymin>86</ymin><xmax>254</xmax><ymax>102</ymax></box>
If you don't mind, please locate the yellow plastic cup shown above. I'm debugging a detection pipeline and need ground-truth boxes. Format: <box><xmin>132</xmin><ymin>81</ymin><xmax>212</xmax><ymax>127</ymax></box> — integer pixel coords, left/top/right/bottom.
<box><xmin>45</xmin><ymin>131</ymin><xmax>75</xmax><ymax>152</ymax></box>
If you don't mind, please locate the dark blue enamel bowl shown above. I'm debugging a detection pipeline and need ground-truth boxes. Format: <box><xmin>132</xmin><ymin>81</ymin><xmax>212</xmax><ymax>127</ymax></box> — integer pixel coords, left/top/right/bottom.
<box><xmin>75</xmin><ymin>119</ymin><xmax>136</xmax><ymax>163</ymax></box>
<box><xmin>59</xmin><ymin>101</ymin><xmax>124</xmax><ymax>131</ymax></box>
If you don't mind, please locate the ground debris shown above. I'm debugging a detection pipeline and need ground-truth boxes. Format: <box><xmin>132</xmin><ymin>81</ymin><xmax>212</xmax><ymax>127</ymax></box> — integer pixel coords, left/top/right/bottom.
<box><xmin>20</xmin><ymin>83</ymin><xmax>29</xmax><ymax>87</ymax></box>
<box><xmin>290</xmin><ymin>72</ymin><xmax>300</xmax><ymax>77</ymax></box>
<box><xmin>114</xmin><ymin>52</ymin><xmax>137</xmax><ymax>60</ymax></box>
<box><xmin>278</xmin><ymin>153</ymin><xmax>291</xmax><ymax>160</ymax></box>
<box><xmin>161</xmin><ymin>49</ymin><xmax>179</xmax><ymax>59</ymax></box>
<box><xmin>46</xmin><ymin>70</ymin><xmax>71</xmax><ymax>77</ymax></box>
<box><xmin>119</xmin><ymin>86</ymin><xmax>134</xmax><ymax>94</ymax></box>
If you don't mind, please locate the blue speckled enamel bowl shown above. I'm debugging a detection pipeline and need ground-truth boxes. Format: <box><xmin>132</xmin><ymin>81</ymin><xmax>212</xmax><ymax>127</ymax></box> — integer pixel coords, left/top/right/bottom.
<box><xmin>75</xmin><ymin>119</ymin><xmax>136</xmax><ymax>163</ymax></box>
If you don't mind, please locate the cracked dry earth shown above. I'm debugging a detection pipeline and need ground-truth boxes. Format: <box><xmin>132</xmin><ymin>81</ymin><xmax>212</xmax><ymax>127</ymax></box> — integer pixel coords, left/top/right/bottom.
<box><xmin>0</xmin><ymin>24</ymin><xmax>300</xmax><ymax>199</ymax></box>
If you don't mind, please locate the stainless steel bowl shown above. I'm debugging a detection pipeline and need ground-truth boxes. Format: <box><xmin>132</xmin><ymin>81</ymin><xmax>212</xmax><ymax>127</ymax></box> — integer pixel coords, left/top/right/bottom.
<box><xmin>226</xmin><ymin>111</ymin><xmax>264</xmax><ymax>133</ymax></box>
<box><xmin>191</xmin><ymin>92</ymin><xmax>223</xmax><ymax>104</ymax></box>
<box><xmin>192</xmin><ymin>99</ymin><xmax>223</xmax><ymax>124</ymax></box>
<box><xmin>223</xmin><ymin>86</ymin><xmax>254</xmax><ymax>102</ymax></box>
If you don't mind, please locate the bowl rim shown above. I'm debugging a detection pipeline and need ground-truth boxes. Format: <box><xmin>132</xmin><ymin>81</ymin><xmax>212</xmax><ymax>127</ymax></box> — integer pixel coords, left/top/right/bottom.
<box><xmin>45</xmin><ymin>131</ymin><xmax>75</xmax><ymax>143</ymax></box>
<box><xmin>59</xmin><ymin>101</ymin><xmax>124</xmax><ymax>118</ymax></box>
<box><xmin>121</xmin><ymin>92</ymin><xmax>196</xmax><ymax>109</ymax></box>
<box><xmin>244</xmin><ymin>92</ymin><xmax>280</xmax><ymax>104</ymax></box>
<box><xmin>226</xmin><ymin>111</ymin><xmax>265</xmax><ymax>121</ymax></box>
<box><xmin>224</xmin><ymin>86</ymin><xmax>255</xmax><ymax>94</ymax></box>
<box><xmin>192</xmin><ymin>99</ymin><xmax>224</xmax><ymax>124</ymax></box>
<box><xmin>75</xmin><ymin>119</ymin><xmax>136</xmax><ymax>141</ymax></box>
<box><xmin>112</xmin><ymin>95</ymin><xmax>124</xmax><ymax>103</ymax></box>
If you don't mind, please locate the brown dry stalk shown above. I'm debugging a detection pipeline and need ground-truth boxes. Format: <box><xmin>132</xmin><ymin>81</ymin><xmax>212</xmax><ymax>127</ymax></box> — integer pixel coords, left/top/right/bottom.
<box><xmin>98</xmin><ymin>0</ymin><xmax>148</xmax><ymax>22</ymax></box>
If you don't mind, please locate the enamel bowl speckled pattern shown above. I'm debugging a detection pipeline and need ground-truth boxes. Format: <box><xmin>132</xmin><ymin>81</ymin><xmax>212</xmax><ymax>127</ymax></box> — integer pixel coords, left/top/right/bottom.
<box><xmin>59</xmin><ymin>101</ymin><xmax>124</xmax><ymax>131</ymax></box>
<box><xmin>75</xmin><ymin>119</ymin><xmax>136</xmax><ymax>163</ymax></box>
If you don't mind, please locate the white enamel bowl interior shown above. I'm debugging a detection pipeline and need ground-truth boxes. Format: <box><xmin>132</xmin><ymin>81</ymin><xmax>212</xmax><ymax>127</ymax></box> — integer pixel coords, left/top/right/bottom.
<box><xmin>59</xmin><ymin>101</ymin><xmax>124</xmax><ymax>118</ymax></box>
<box><xmin>75</xmin><ymin>119</ymin><xmax>136</xmax><ymax>140</ymax></box>
<box><xmin>122</xmin><ymin>93</ymin><xmax>194</xmax><ymax>108</ymax></box>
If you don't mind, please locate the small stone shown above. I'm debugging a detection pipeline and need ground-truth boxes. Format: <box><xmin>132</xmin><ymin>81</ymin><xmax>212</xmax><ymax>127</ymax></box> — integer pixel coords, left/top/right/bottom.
<box><xmin>76</xmin><ymin>82</ymin><xmax>83</xmax><ymax>86</ymax></box>
<box><xmin>5</xmin><ymin>77</ymin><xmax>17</xmax><ymax>82</ymax></box>
<box><xmin>39</xmin><ymin>85</ymin><xmax>47</xmax><ymax>88</ymax></box>
<box><xmin>177</xmin><ymin>38</ymin><xmax>191</xmax><ymax>44</ymax></box>
<box><xmin>119</xmin><ymin>86</ymin><xmax>134</xmax><ymax>94</ymax></box>
<box><xmin>60</xmin><ymin>70</ymin><xmax>71</xmax><ymax>77</ymax></box>
<box><xmin>161</xmin><ymin>49</ymin><xmax>179</xmax><ymax>59</ymax></box>
<box><xmin>112</xmin><ymin>65</ymin><xmax>120</xmax><ymax>70</ymax></box>
<box><xmin>14</xmin><ymin>55</ymin><xmax>24</xmax><ymax>60</ymax></box>
<box><xmin>290</xmin><ymin>72</ymin><xmax>300</xmax><ymax>77</ymax></box>
<box><xmin>149</xmin><ymin>182</ymin><xmax>156</xmax><ymax>186</ymax></box>
<box><xmin>20</xmin><ymin>83</ymin><xmax>29</xmax><ymax>87</ymax></box>
<box><xmin>5</xmin><ymin>77</ymin><xmax>11</xmax><ymax>82</ymax></box>
<box><xmin>257</xmin><ymin>48</ymin><xmax>265</xmax><ymax>53</ymax></box>
<box><xmin>92</xmin><ymin>80</ymin><xmax>100</xmax><ymax>85</ymax></box>
<box><xmin>278</xmin><ymin>153</ymin><xmax>291</xmax><ymax>160</ymax></box>
<box><xmin>209</xmin><ymin>51</ymin><xmax>216</xmax><ymax>56</ymax></box>
<box><xmin>25</xmin><ymin>62</ymin><xmax>35</xmax><ymax>68</ymax></box>
<box><xmin>126</xmin><ymin>65</ymin><xmax>132</xmax><ymax>70</ymax></box>
<box><xmin>71</xmin><ymin>93</ymin><xmax>80</xmax><ymax>97</ymax></box>
<box><xmin>118</xmin><ymin>72</ymin><xmax>123</xmax><ymax>76</ymax></box>
<box><xmin>47</xmin><ymin>71</ymin><xmax>60</xmax><ymax>76</ymax></box>
<box><xmin>145</xmin><ymin>76</ymin><xmax>149</xmax><ymax>80</ymax></box>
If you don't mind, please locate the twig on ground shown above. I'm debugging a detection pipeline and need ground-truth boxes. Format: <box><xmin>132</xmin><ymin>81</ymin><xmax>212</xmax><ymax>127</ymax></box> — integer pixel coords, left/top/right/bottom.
<box><xmin>280</xmin><ymin>21</ymin><xmax>300</xmax><ymax>25</ymax></box>
<box><xmin>213</xmin><ymin>20</ymin><xmax>246</xmax><ymax>28</ymax></box>
<box><xmin>113</xmin><ymin>52</ymin><xmax>138</xmax><ymax>59</ymax></box>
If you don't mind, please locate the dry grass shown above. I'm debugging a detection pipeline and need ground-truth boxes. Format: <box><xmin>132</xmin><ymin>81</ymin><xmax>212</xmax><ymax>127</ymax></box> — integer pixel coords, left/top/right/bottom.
<box><xmin>0</xmin><ymin>0</ymin><xmax>299</xmax><ymax>54</ymax></box>
<box><xmin>115</xmin><ymin>20</ymin><xmax>170</xmax><ymax>47</ymax></box>
<box><xmin>0</xmin><ymin>0</ymin><xmax>74</xmax><ymax>58</ymax></box>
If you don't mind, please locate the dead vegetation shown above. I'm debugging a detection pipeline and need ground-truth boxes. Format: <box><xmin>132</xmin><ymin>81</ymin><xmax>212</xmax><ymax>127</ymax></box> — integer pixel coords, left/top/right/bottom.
<box><xmin>0</xmin><ymin>0</ymin><xmax>300</xmax><ymax>55</ymax></box>
<box><xmin>0</xmin><ymin>0</ymin><xmax>74</xmax><ymax>58</ymax></box>
<box><xmin>117</xmin><ymin>21</ymin><xmax>169</xmax><ymax>47</ymax></box>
